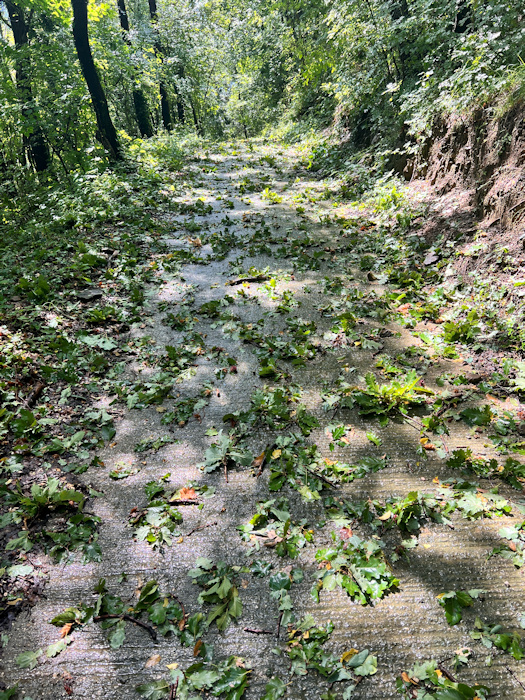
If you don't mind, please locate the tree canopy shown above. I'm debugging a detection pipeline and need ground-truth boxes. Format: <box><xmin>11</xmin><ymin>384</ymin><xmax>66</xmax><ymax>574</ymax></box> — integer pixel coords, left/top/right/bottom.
<box><xmin>0</xmin><ymin>0</ymin><xmax>523</xmax><ymax>173</ymax></box>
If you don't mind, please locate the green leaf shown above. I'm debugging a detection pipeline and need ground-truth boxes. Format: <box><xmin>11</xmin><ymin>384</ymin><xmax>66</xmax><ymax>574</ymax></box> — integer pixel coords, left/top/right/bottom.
<box><xmin>262</xmin><ymin>677</ymin><xmax>286</xmax><ymax>700</ymax></box>
<box><xmin>136</xmin><ymin>680</ymin><xmax>170</xmax><ymax>700</ymax></box>
<box><xmin>108</xmin><ymin>621</ymin><xmax>126</xmax><ymax>649</ymax></box>
<box><xmin>352</xmin><ymin>653</ymin><xmax>377</xmax><ymax>677</ymax></box>
<box><xmin>16</xmin><ymin>650</ymin><xmax>42</xmax><ymax>669</ymax></box>
<box><xmin>46</xmin><ymin>637</ymin><xmax>73</xmax><ymax>658</ymax></box>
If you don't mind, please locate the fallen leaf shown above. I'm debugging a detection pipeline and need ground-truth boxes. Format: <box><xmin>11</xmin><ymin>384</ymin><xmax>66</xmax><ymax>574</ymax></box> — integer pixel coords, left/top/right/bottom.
<box><xmin>178</xmin><ymin>487</ymin><xmax>197</xmax><ymax>500</ymax></box>
<box><xmin>271</xmin><ymin>449</ymin><xmax>282</xmax><ymax>459</ymax></box>
<box><xmin>193</xmin><ymin>639</ymin><xmax>203</xmax><ymax>657</ymax></box>
<box><xmin>252</xmin><ymin>449</ymin><xmax>266</xmax><ymax>468</ymax></box>
<box><xmin>340</xmin><ymin>527</ymin><xmax>353</xmax><ymax>540</ymax></box>
<box><xmin>145</xmin><ymin>654</ymin><xmax>161</xmax><ymax>668</ymax></box>
<box><xmin>60</xmin><ymin>623</ymin><xmax>73</xmax><ymax>638</ymax></box>
<box><xmin>341</xmin><ymin>649</ymin><xmax>359</xmax><ymax>663</ymax></box>
<box><xmin>378</xmin><ymin>511</ymin><xmax>392</xmax><ymax>521</ymax></box>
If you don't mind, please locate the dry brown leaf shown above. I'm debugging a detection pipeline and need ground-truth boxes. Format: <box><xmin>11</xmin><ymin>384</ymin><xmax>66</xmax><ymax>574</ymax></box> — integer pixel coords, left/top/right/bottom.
<box><xmin>145</xmin><ymin>654</ymin><xmax>161</xmax><ymax>668</ymax></box>
<box><xmin>60</xmin><ymin>623</ymin><xmax>73</xmax><ymax>638</ymax></box>
<box><xmin>252</xmin><ymin>449</ymin><xmax>266</xmax><ymax>468</ymax></box>
<box><xmin>193</xmin><ymin>639</ymin><xmax>203</xmax><ymax>657</ymax></box>
<box><xmin>179</xmin><ymin>487</ymin><xmax>197</xmax><ymax>500</ymax></box>
<box><xmin>339</xmin><ymin>527</ymin><xmax>353</xmax><ymax>540</ymax></box>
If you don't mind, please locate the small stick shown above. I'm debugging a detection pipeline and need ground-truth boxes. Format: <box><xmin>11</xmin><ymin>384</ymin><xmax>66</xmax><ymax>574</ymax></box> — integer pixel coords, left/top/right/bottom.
<box><xmin>276</xmin><ymin>611</ymin><xmax>283</xmax><ymax>639</ymax></box>
<box><xmin>186</xmin><ymin>521</ymin><xmax>218</xmax><ymax>537</ymax></box>
<box><xmin>506</xmin><ymin>665</ymin><xmax>525</xmax><ymax>692</ymax></box>
<box><xmin>171</xmin><ymin>594</ymin><xmax>187</xmax><ymax>621</ymax></box>
<box><xmin>226</xmin><ymin>275</ymin><xmax>269</xmax><ymax>286</ymax></box>
<box><xmin>168</xmin><ymin>678</ymin><xmax>179</xmax><ymax>700</ymax></box>
<box><xmin>169</xmin><ymin>499</ymin><xmax>200</xmax><ymax>506</ymax></box>
<box><xmin>304</xmin><ymin>466</ymin><xmax>335</xmax><ymax>488</ymax></box>
<box><xmin>243</xmin><ymin>627</ymin><xmax>273</xmax><ymax>635</ymax></box>
<box><xmin>437</xmin><ymin>664</ymin><xmax>457</xmax><ymax>683</ymax></box>
<box><xmin>224</xmin><ymin>460</ymin><xmax>228</xmax><ymax>483</ymax></box>
<box><xmin>25</xmin><ymin>382</ymin><xmax>45</xmax><ymax>408</ymax></box>
<box><xmin>93</xmin><ymin>614</ymin><xmax>157</xmax><ymax>641</ymax></box>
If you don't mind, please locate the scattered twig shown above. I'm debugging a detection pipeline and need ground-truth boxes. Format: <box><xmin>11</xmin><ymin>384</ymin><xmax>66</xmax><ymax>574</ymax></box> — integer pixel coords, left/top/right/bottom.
<box><xmin>437</xmin><ymin>664</ymin><xmax>457</xmax><ymax>683</ymax></box>
<box><xmin>243</xmin><ymin>627</ymin><xmax>273</xmax><ymax>635</ymax></box>
<box><xmin>224</xmin><ymin>459</ymin><xmax>228</xmax><ymax>483</ymax></box>
<box><xmin>305</xmin><ymin>466</ymin><xmax>335</xmax><ymax>488</ymax></box>
<box><xmin>25</xmin><ymin>381</ymin><xmax>45</xmax><ymax>408</ymax></box>
<box><xmin>171</xmin><ymin>594</ymin><xmax>187</xmax><ymax>622</ymax></box>
<box><xmin>129</xmin><ymin>510</ymin><xmax>146</xmax><ymax>525</ymax></box>
<box><xmin>93</xmin><ymin>614</ymin><xmax>157</xmax><ymax>641</ymax></box>
<box><xmin>168</xmin><ymin>678</ymin><xmax>179</xmax><ymax>700</ymax></box>
<box><xmin>226</xmin><ymin>275</ymin><xmax>269</xmax><ymax>286</ymax></box>
<box><xmin>255</xmin><ymin>444</ymin><xmax>275</xmax><ymax>478</ymax></box>
<box><xmin>276</xmin><ymin>611</ymin><xmax>283</xmax><ymax>639</ymax></box>
<box><xmin>185</xmin><ymin>521</ymin><xmax>218</xmax><ymax>537</ymax></box>
<box><xmin>506</xmin><ymin>665</ymin><xmax>525</xmax><ymax>692</ymax></box>
<box><xmin>169</xmin><ymin>499</ymin><xmax>201</xmax><ymax>506</ymax></box>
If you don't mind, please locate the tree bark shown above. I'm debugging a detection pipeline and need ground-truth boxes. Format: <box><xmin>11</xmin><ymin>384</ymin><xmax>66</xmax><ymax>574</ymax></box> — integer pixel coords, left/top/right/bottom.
<box><xmin>71</xmin><ymin>0</ymin><xmax>123</xmax><ymax>160</ymax></box>
<box><xmin>116</xmin><ymin>0</ymin><xmax>154</xmax><ymax>137</ymax></box>
<box><xmin>6</xmin><ymin>1</ymin><xmax>50</xmax><ymax>171</ymax></box>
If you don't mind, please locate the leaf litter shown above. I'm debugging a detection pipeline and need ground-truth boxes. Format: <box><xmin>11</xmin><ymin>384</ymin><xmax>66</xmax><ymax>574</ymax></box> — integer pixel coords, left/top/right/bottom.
<box><xmin>3</xmin><ymin>141</ymin><xmax>525</xmax><ymax>698</ymax></box>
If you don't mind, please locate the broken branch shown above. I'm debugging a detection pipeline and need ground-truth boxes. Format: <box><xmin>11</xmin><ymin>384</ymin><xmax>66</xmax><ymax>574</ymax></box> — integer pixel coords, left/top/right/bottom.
<box><xmin>93</xmin><ymin>614</ymin><xmax>157</xmax><ymax>641</ymax></box>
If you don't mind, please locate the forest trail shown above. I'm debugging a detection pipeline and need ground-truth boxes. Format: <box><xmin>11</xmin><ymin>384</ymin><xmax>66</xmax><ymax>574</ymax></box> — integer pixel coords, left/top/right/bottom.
<box><xmin>2</xmin><ymin>141</ymin><xmax>525</xmax><ymax>700</ymax></box>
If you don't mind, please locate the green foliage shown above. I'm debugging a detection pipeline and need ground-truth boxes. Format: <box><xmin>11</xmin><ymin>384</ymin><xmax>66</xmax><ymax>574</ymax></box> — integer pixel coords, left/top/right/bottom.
<box><xmin>131</xmin><ymin>480</ymin><xmax>183</xmax><ymax>549</ymax></box>
<box><xmin>286</xmin><ymin>615</ymin><xmax>377</xmax><ymax>693</ymax></box>
<box><xmin>325</xmin><ymin>490</ymin><xmax>453</xmax><ymax>535</ymax></box>
<box><xmin>492</xmin><ymin>520</ymin><xmax>525</xmax><ymax>568</ymax></box>
<box><xmin>396</xmin><ymin>659</ymin><xmax>490</xmax><ymax>699</ymax></box>
<box><xmin>446</xmin><ymin>449</ymin><xmax>525</xmax><ymax>490</ymax></box>
<box><xmin>50</xmin><ymin>578</ymin><xmax>203</xmax><ymax>651</ymax></box>
<box><xmin>201</xmin><ymin>431</ymin><xmax>254</xmax><ymax>474</ymax></box>
<box><xmin>469</xmin><ymin>617</ymin><xmax>525</xmax><ymax>660</ymax></box>
<box><xmin>1</xmin><ymin>478</ymin><xmax>100</xmax><ymax>563</ymax></box>
<box><xmin>312</xmin><ymin>534</ymin><xmax>399</xmax><ymax>605</ymax></box>
<box><xmin>437</xmin><ymin>589</ymin><xmax>484</xmax><ymax>626</ymax></box>
<box><xmin>351</xmin><ymin>370</ymin><xmax>432</xmax><ymax>420</ymax></box>
<box><xmin>188</xmin><ymin>559</ymin><xmax>243</xmax><ymax>631</ymax></box>
<box><xmin>239</xmin><ymin>498</ymin><xmax>313</xmax><ymax>558</ymax></box>
<box><xmin>137</xmin><ymin>656</ymin><xmax>250</xmax><ymax>700</ymax></box>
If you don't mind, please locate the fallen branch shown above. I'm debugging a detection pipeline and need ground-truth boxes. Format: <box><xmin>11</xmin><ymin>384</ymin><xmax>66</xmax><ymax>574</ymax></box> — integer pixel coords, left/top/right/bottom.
<box><xmin>506</xmin><ymin>665</ymin><xmax>525</xmax><ymax>692</ymax></box>
<box><xmin>304</xmin><ymin>466</ymin><xmax>336</xmax><ymax>488</ymax></box>
<box><xmin>226</xmin><ymin>275</ymin><xmax>269</xmax><ymax>286</ymax></box>
<box><xmin>243</xmin><ymin>627</ymin><xmax>273</xmax><ymax>635</ymax></box>
<box><xmin>93</xmin><ymin>614</ymin><xmax>157</xmax><ymax>641</ymax></box>
<box><xmin>186</xmin><ymin>521</ymin><xmax>218</xmax><ymax>537</ymax></box>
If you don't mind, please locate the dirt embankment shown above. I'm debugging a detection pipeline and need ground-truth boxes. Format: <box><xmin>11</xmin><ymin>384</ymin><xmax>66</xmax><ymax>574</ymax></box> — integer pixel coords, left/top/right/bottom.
<box><xmin>416</xmin><ymin>102</ymin><xmax>525</xmax><ymax>233</ymax></box>
<box><xmin>396</xmin><ymin>102</ymin><xmax>525</xmax><ymax>288</ymax></box>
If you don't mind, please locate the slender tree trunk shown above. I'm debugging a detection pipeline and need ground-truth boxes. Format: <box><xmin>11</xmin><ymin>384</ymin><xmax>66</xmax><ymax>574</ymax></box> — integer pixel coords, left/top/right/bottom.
<box><xmin>6</xmin><ymin>1</ymin><xmax>50</xmax><ymax>171</ymax></box>
<box><xmin>116</xmin><ymin>0</ymin><xmax>154</xmax><ymax>138</ymax></box>
<box><xmin>175</xmin><ymin>66</ymin><xmax>185</xmax><ymax>124</ymax></box>
<box><xmin>190</xmin><ymin>97</ymin><xmax>201</xmax><ymax>135</ymax></box>
<box><xmin>147</xmin><ymin>0</ymin><xmax>173</xmax><ymax>130</ymax></box>
<box><xmin>71</xmin><ymin>0</ymin><xmax>123</xmax><ymax>160</ymax></box>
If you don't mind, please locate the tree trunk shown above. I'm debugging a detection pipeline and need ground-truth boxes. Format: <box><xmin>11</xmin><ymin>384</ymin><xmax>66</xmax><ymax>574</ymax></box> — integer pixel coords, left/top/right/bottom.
<box><xmin>147</xmin><ymin>0</ymin><xmax>173</xmax><ymax>131</ymax></box>
<box><xmin>71</xmin><ymin>0</ymin><xmax>123</xmax><ymax>160</ymax></box>
<box><xmin>116</xmin><ymin>0</ymin><xmax>154</xmax><ymax>138</ymax></box>
<box><xmin>6</xmin><ymin>1</ymin><xmax>50</xmax><ymax>172</ymax></box>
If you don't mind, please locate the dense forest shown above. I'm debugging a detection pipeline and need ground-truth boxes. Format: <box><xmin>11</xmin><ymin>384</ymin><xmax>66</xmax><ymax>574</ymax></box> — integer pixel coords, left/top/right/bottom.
<box><xmin>1</xmin><ymin>0</ymin><xmax>523</xmax><ymax>170</ymax></box>
<box><xmin>2</xmin><ymin>2</ymin><xmax>525</xmax><ymax>699</ymax></box>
